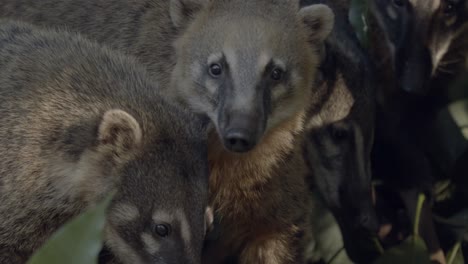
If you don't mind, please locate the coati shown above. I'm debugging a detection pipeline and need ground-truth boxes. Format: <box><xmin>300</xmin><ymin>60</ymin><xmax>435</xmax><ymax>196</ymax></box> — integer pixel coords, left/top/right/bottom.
<box><xmin>367</xmin><ymin>1</ymin><xmax>468</xmax><ymax>263</ymax></box>
<box><xmin>0</xmin><ymin>20</ymin><xmax>210</xmax><ymax>264</ymax></box>
<box><xmin>369</xmin><ymin>0</ymin><xmax>468</xmax><ymax>95</ymax></box>
<box><xmin>0</xmin><ymin>0</ymin><xmax>333</xmax><ymax>154</ymax></box>
<box><xmin>0</xmin><ymin>1</ymin><xmax>336</xmax><ymax>262</ymax></box>
<box><xmin>300</xmin><ymin>0</ymin><xmax>380</xmax><ymax>263</ymax></box>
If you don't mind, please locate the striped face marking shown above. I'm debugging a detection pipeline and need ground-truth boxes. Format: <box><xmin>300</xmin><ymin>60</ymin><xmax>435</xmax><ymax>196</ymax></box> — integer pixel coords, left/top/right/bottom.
<box><xmin>110</xmin><ymin>203</ymin><xmax>140</xmax><ymax>224</ymax></box>
<box><xmin>152</xmin><ymin>209</ymin><xmax>192</xmax><ymax>247</ymax></box>
<box><xmin>141</xmin><ymin>233</ymin><xmax>161</xmax><ymax>255</ymax></box>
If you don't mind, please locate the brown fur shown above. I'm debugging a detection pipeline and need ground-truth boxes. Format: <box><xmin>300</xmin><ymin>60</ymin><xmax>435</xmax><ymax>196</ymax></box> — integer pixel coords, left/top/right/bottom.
<box><xmin>0</xmin><ymin>20</ymin><xmax>209</xmax><ymax>264</ymax></box>
<box><xmin>0</xmin><ymin>1</ymin><xmax>334</xmax><ymax>261</ymax></box>
<box><xmin>207</xmin><ymin>112</ymin><xmax>312</xmax><ymax>263</ymax></box>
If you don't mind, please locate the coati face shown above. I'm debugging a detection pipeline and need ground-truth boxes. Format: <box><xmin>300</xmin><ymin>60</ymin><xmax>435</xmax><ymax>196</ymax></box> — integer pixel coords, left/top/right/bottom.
<box><xmin>371</xmin><ymin>0</ymin><xmax>468</xmax><ymax>94</ymax></box>
<box><xmin>105</xmin><ymin>155</ymin><xmax>209</xmax><ymax>264</ymax></box>
<box><xmin>169</xmin><ymin>0</ymin><xmax>334</xmax><ymax>153</ymax></box>
<box><xmin>303</xmin><ymin>120</ymin><xmax>378</xmax><ymax>232</ymax></box>
<box><xmin>84</xmin><ymin>110</ymin><xmax>209</xmax><ymax>264</ymax></box>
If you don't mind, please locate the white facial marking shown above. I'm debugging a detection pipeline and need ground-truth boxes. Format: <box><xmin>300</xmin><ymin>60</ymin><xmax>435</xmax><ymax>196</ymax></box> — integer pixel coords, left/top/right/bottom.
<box><xmin>223</xmin><ymin>48</ymin><xmax>238</xmax><ymax>76</ymax></box>
<box><xmin>176</xmin><ymin>210</ymin><xmax>191</xmax><ymax>245</ymax></box>
<box><xmin>104</xmin><ymin>226</ymin><xmax>144</xmax><ymax>264</ymax></box>
<box><xmin>152</xmin><ymin>211</ymin><xmax>173</xmax><ymax>223</ymax></box>
<box><xmin>306</xmin><ymin>75</ymin><xmax>355</xmax><ymax>129</ymax></box>
<box><xmin>205</xmin><ymin>79</ymin><xmax>219</xmax><ymax>95</ymax></box>
<box><xmin>111</xmin><ymin>203</ymin><xmax>140</xmax><ymax>223</ymax></box>
<box><xmin>257</xmin><ymin>52</ymin><xmax>271</xmax><ymax>74</ymax></box>
<box><xmin>208</xmin><ymin>52</ymin><xmax>224</xmax><ymax>66</ymax></box>
<box><xmin>431</xmin><ymin>40</ymin><xmax>452</xmax><ymax>75</ymax></box>
<box><xmin>271</xmin><ymin>84</ymin><xmax>287</xmax><ymax>99</ymax></box>
<box><xmin>190</xmin><ymin>61</ymin><xmax>202</xmax><ymax>81</ymax></box>
<box><xmin>205</xmin><ymin>207</ymin><xmax>214</xmax><ymax>234</ymax></box>
<box><xmin>151</xmin><ymin>210</ymin><xmax>192</xmax><ymax>247</ymax></box>
<box><xmin>141</xmin><ymin>233</ymin><xmax>161</xmax><ymax>255</ymax></box>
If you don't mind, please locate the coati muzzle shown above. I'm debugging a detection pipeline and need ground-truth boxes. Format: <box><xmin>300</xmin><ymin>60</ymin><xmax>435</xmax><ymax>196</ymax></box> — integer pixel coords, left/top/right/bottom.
<box><xmin>220</xmin><ymin>111</ymin><xmax>264</xmax><ymax>153</ymax></box>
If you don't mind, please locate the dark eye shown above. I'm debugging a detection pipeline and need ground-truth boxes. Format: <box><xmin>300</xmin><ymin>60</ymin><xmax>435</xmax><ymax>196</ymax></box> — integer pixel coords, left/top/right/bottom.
<box><xmin>443</xmin><ymin>2</ymin><xmax>456</xmax><ymax>15</ymax></box>
<box><xmin>393</xmin><ymin>0</ymin><xmax>405</xmax><ymax>7</ymax></box>
<box><xmin>153</xmin><ymin>223</ymin><xmax>171</xmax><ymax>237</ymax></box>
<box><xmin>330</xmin><ymin>127</ymin><xmax>349</xmax><ymax>142</ymax></box>
<box><xmin>209</xmin><ymin>63</ymin><xmax>222</xmax><ymax>77</ymax></box>
<box><xmin>271</xmin><ymin>68</ymin><xmax>284</xmax><ymax>81</ymax></box>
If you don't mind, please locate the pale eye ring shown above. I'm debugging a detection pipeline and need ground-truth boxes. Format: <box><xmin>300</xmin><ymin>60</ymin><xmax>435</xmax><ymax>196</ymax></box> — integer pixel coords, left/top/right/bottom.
<box><xmin>152</xmin><ymin>223</ymin><xmax>171</xmax><ymax>237</ymax></box>
<box><xmin>209</xmin><ymin>63</ymin><xmax>223</xmax><ymax>77</ymax></box>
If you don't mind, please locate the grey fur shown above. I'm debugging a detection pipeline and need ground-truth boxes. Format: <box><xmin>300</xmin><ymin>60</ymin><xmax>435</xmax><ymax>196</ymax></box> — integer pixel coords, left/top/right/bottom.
<box><xmin>0</xmin><ymin>20</ymin><xmax>208</xmax><ymax>264</ymax></box>
<box><xmin>0</xmin><ymin>0</ymin><xmax>334</xmax><ymax>152</ymax></box>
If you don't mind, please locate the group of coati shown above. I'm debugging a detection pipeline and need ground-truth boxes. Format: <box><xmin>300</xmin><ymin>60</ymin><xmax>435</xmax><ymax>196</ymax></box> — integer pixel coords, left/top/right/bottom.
<box><xmin>0</xmin><ymin>0</ymin><xmax>466</xmax><ymax>263</ymax></box>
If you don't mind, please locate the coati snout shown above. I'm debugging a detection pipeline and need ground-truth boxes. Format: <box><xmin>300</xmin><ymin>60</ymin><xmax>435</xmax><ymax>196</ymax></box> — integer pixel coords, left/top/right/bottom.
<box><xmin>303</xmin><ymin>120</ymin><xmax>378</xmax><ymax>232</ymax></box>
<box><xmin>220</xmin><ymin>111</ymin><xmax>264</xmax><ymax>152</ymax></box>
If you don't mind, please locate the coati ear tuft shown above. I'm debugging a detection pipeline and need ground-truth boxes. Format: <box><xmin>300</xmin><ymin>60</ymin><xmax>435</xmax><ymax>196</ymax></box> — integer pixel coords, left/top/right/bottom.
<box><xmin>97</xmin><ymin>109</ymin><xmax>142</xmax><ymax>157</ymax></box>
<box><xmin>299</xmin><ymin>4</ymin><xmax>335</xmax><ymax>43</ymax></box>
<box><xmin>170</xmin><ymin>0</ymin><xmax>208</xmax><ymax>28</ymax></box>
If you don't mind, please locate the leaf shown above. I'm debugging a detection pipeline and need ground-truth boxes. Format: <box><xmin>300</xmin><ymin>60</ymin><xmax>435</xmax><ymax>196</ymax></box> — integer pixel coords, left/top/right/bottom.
<box><xmin>447</xmin><ymin>242</ymin><xmax>465</xmax><ymax>264</ymax></box>
<box><xmin>373</xmin><ymin>193</ymin><xmax>432</xmax><ymax>264</ymax></box>
<box><xmin>27</xmin><ymin>192</ymin><xmax>115</xmax><ymax>264</ymax></box>
<box><xmin>373</xmin><ymin>235</ymin><xmax>432</xmax><ymax>264</ymax></box>
<box><xmin>349</xmin><ymin>0</ymin><xmax>370</xmax><ymax>48</ymax></box>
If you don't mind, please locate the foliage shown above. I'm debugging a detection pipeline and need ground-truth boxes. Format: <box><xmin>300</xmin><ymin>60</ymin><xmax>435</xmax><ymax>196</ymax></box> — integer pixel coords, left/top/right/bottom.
<box><xmin>349</xmin><ymin>0</ymin><xmax>370</xmax><ymax>48</ymax></box>
<box><xmin>27</xmin><ymin>192</ymin><xmax>115</xmax><ymax>264</ymax></box>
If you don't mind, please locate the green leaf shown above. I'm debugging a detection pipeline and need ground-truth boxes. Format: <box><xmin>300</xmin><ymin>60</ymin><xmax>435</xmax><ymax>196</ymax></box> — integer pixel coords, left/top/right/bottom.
<box><xmin>447</xmin><ymin>242</ymin><xmax>465</xmax><ymax>264</ymax></box>
<box><xmin>373</xmin><ymin>193</ymin><xmax>432</xmax><ymax>264</ymax></box>
<box><xmin>27</xmin><ymin>192</ymin><xmax>115</xmax><ymax>264</ymax></box>
<box><xmin>349</xmin><ymin>0</ymin><xmax>370</xmax><ymax>48</ymax></box>
<box><xmin>373</xmin><ymin>235</ymin><xmax>432</xmax><ymax>264</ymax></box>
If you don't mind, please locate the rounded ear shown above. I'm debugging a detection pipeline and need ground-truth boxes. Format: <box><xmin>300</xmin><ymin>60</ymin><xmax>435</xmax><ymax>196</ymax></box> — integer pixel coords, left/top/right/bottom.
<box><xmin>97</xmin><ymin>109</ymin><xmax>142</xmax><ymax>158</ymax></box>
<box><xmin>170</xmin><ymin>0</ymin><xmax>209</xmax><ymax>28</ymax></box>
<box><xmin>299</xmin><ymin>4</ymin><xmax>335</xmax><ymax>43</ymax></box>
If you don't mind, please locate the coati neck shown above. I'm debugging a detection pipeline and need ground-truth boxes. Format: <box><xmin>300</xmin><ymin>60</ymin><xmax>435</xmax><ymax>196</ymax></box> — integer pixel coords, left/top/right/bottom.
<box><xmin>207</xmin><ymin>110</ymin><xmax>305</xmax><ymax>213</ymax></box>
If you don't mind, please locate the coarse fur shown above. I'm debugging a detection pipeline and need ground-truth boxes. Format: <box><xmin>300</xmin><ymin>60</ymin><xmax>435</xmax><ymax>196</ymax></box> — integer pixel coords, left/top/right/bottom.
<box><xmin>300</xmin><ymin>0</ymin><xmax>379</xmax><ymax>263</ymax></box>
<box><xmin>0</xmin><ymin>1</ymin><xmax>335</xmax><ymax>261</ymax></box>
<box><xmin>0</xmin><ymin>0</ymin><xmax>334</xmax><ymax>153</ymax></box>
<box><xmin>0</xmin><ymin>21</ymin><xmax>209</xmax><ymax>264</ymax></box>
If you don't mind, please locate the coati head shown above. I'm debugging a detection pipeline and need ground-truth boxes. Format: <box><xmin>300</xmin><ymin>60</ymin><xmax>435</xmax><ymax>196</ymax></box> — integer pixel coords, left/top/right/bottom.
<box><xmin>75</xmin><ymin>109</ymin><xmax>210</xmax><ymax>264</ymax></box>
<box><xmin>370</xmin><ymin>0</ymin><xmax>468</xmax><ymax>94</ymax></box>
<box><xmin>169</xmin><ymin>0</ymin><xmax>334</xmax><ymax>153</ymax></box>
<box><xmin>303</xmin><ymin>120</ymin><xmax>378</xmax><ymax>232</ymax></box>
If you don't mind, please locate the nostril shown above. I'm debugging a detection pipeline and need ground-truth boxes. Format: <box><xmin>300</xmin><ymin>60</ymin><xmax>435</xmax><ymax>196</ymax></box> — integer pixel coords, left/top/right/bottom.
<box><xmin>224</xmin><ymin>130</ymin><xmax>255</xmax><ymax>152</ymax></box>
<box><xmin>229</xmin><ymin>138</ymin><xmax>249</xmax><ymax>148</ymax></box>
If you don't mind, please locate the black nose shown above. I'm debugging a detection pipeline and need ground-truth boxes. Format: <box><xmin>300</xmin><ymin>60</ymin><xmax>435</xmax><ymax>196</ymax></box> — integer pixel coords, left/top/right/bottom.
<box><xmin>223</xmin><ymin>129</ymin><xmax>256</xmax><ymax>152</ymax></box>
<box><xmin>357</xmin><ymin>212</ymin><xmax>379</xmax><ymax>233</ymax></box>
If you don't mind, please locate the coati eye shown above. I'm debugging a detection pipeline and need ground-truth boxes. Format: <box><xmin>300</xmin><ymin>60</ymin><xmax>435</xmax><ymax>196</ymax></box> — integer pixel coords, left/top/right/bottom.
<box><xmin>392</xmin><ymin>0</ymin><xmax>405</xmax><ymax>7</ymax></box>
<box><xmin>270</xmin><ymin>68</ymin><xmax>284</xmax><ymax>81</ymax></box>
<box><xmin>443</xmin><ymin>2</ymin><xmax>456</xmax><ymax>15</ymax></box>
<box><xmin>209</xmin><ymin>63</ymin><xmax>223</xmax><ymax>77</ymax></box>
<box><xmin>330</xmin><ymin>126</ymin><xmax>349</xmax><ymax>142</ymax></box>
<box><xmin>153</xmin><ymin>223</ymin><xmax>171</xmax><ymax>237</ymax></box>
